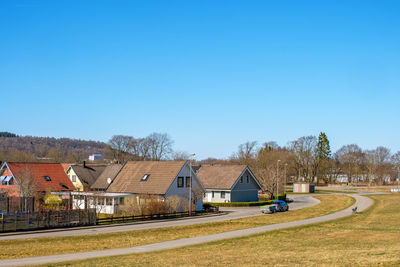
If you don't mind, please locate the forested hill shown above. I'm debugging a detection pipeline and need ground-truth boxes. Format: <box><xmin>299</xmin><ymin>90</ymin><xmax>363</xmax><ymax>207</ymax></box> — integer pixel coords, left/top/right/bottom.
<box><xmin>0</xmin><ymin>132</ymin><xmax>106</xmax><ymax>162</ymax></box>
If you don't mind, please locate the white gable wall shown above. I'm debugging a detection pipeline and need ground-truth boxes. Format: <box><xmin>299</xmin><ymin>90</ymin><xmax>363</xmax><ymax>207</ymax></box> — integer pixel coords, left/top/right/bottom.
<box><xmin>165</xmin><ymin>162</ymin><xmax>204</xmax><ymax>211</ymax></box>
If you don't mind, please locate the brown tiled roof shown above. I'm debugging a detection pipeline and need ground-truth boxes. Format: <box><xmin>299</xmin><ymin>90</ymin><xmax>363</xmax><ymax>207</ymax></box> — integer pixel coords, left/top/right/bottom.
<box><xmin>6</xmin><ymin>162</ymin><xmax>75</xmax><ymax>192</ymax></box>
<box><xmin>196</xmin><ymin>165</ymin><xmax>248</xmax><ymax>189</ymax></box>
<box><xmin>107</xmin><ymin>161</ymin><xmax>186</xmax><ymax>195</ymax></box>
<box><xmin>71</xmin><ymin>165</ymin><xmax>106</xmax><ymax>187</ymax></box>
<box><xmin>91</xmin><ymin>164</ymin><xmax>123</xmax><ymax>190</ymax></box>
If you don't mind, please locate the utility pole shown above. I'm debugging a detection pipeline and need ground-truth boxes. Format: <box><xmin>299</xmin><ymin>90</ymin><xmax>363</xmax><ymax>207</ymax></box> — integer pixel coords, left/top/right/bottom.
<box><xmin>284</xmin><ymin>163</ymin><xmax>287</xmax><ymax>196</ymax></box>
<box><xmin>189</xmin><ymin>153</ymin><xmax>195</xmax><ymax>216</ymax></box>
<box><xmin>276</xmin><ymin>160</ymin><xmax>280</xmax><ymax>200</ymax></box>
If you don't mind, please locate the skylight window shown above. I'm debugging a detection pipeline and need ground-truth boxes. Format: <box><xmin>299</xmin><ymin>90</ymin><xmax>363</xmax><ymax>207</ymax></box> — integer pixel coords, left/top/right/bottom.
<box><xmin>44</xmin><ymin>176</ymin><xmax>51</xmax><ymax>181</ymax></box>
<box><xmin>59</xmin><ymin>183</ymin><xmax>69</xmax><ymax>189</ymax></box>
<box><xmin>141</xmin><ymin>174</ymin><xmax>150</xmax><ymax>181</ymax></box>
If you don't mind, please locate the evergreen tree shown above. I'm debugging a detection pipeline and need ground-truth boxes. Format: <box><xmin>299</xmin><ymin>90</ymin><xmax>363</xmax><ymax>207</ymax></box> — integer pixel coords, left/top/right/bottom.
<box><xmin>314</xmin><ymin>132</ymin><xmax>331</xmax><ymax>184</ymax></box>
<box><xmin>317</xmin><ymin>132</ymin><xmax>331</xmax><ymax>160</ymax></box>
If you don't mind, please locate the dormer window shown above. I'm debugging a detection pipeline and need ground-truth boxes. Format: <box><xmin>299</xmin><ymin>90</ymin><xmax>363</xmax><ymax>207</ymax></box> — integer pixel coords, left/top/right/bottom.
<box><xmin>44</xmin><ymin>176</ymin><xmax>51</xmax><ymax>181</ymax></box>
<box><xmin>141</xmin><ymin>174</ymin><xmax>150</xmax><ymax>181</ymax></box>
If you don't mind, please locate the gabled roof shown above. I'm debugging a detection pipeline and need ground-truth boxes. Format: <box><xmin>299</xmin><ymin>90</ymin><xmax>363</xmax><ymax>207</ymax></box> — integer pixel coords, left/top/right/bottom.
<box><xmin>196</xmin><ymin>164</ymin><xmax>260</xmax><ymax>190</ymax></box>
<box><xmin>70</xmin><ymin>165</ymin><xmax>106</xmax><ymax>187</ymax></box>
<box><xmin>107</xmin><ymin>161</ymin><xmax>187</xmax><ymax>195</ymax></box>
<box><xmin>91</xmin><ymin>164</ymin><xmax>123</xmax><ymax>190</ymax></box>
<box><xmin>5</xmin><ymin>162</ymin><xmax>75</xmax><ymax>192</ymax></box>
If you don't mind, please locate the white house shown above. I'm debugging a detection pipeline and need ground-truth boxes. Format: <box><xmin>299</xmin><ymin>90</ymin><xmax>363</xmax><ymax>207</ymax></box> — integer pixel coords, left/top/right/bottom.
<box><xmin>70</xmin><ymin>191</ymin><xmax>133</xmax><ymax>214</ymax></box>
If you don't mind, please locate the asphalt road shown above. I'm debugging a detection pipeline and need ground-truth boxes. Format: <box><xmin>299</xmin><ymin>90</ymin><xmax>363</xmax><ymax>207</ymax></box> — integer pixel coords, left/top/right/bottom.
<box><xmin>0</xmin><ymin>194</ymin><xmax>372</xmax><ymax>267</ymax></box>
<box><xmin>0</xmin><ymin>194</ymin><xmax>319</xmax><ymax>241</ymax></box>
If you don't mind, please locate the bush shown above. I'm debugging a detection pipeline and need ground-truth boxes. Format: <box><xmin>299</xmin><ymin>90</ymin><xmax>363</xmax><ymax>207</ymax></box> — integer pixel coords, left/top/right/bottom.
<box><xmin>203</xmin><ymin>200</ymin><xmax>273</xmax><ymax>207</ymax></box>
<box><xmin>259</xmin><ymin>193</ymin><xmax>287</xmax><ymax>202</ymax></box>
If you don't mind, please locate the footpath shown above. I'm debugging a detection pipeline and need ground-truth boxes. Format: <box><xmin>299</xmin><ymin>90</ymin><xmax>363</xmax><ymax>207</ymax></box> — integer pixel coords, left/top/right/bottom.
<box><xmin>0</xmin><ymin>194</ymin><xmax>372</xmax><ymax>267</ymax></box>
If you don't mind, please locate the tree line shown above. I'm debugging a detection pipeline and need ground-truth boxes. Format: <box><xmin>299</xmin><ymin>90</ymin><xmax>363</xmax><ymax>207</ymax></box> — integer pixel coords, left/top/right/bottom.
<box><xmin>230</xmin><ymin>132</ymin><xmax>400</xmax><ymax>198</ymax></box>
<box><xmin>0</xmin><ymin>134</ymin><xmax>106</xmax><ymax>163</ymax></box>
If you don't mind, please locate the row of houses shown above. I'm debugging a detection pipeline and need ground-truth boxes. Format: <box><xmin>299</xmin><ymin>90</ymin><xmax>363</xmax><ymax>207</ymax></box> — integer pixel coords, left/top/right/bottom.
<box><xmin>0</xmin><ymin>161</ymin><xmax>262</xmax><ymax>214</ymax></box>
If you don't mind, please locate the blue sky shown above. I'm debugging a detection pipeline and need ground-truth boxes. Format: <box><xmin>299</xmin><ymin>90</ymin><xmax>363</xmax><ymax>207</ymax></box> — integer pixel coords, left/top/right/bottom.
<box><xmin>1</xmin><ymin>0</ymin><xmax>400</xmax><ymax>159</ymax></box>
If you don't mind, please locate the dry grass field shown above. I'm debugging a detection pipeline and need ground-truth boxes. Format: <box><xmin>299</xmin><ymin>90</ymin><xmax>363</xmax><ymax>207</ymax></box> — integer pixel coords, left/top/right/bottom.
<box><xmin>49</xmin><ymin>194</ymin><xmax>400</xmax><ymax>267</ymax></box>
<box><xmin>0</xmin><ymin>195</ymin><xmax>353</xmax><ymax>259</ymax></box>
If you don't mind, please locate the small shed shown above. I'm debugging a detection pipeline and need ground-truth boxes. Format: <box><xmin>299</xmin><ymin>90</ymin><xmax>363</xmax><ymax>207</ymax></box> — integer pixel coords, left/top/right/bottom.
<box><xmin>293</xmin><ymin>183</ymin><xmax>315</xmax><ymax>193</ymax></box>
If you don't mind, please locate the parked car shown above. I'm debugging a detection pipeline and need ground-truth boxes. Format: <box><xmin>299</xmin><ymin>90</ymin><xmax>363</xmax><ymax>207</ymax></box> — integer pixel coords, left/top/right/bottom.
<box><xmin>271</xmin><ymin>200</ymin><xmax>289</xmax><ymax>212</ymax></box>
<box><xmin>260</xmin><ymin>204</ymin><xmax>277</xmax><ymax>214</ymax></box>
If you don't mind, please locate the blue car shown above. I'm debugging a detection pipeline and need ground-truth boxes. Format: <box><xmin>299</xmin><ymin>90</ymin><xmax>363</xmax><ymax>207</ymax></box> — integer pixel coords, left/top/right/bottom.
<box><xmin>271</xmin><ymin>200</ymin><xmax>289</xmax><ymax>212</ymax></box>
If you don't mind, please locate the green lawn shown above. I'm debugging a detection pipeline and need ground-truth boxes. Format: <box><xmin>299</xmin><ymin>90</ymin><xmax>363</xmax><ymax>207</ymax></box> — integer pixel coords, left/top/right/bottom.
<box><xmin>0</xmin><ymin>195</ymin><xmax>353</xmax><ymax>260</ymax></box>
<box><xmin>50</xmin><ymin>194</ymin><xmax>400</xmax><ymax>267</ymax></box>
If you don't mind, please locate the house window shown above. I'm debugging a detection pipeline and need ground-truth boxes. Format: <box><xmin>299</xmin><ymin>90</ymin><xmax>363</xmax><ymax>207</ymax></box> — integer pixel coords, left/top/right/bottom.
<box><xmin>212</xmin><ymin>191</ymin><xmax>215</xmax><ymax>198</ymax></box>
<box><xmin>186</xmin><ymin>177</ymin><xmax>191</xmax><ymax>188</ymax></box>
<box><xmin>44</xmin><ymin>176</ymin><xmax>51</xmax><ymax>181</ymax></box>
<box><xmin>247</xmin><ymin>175</ymin><xmax>249</xmax><ymax>183</ymax></box>
<box><xmin>177</xmin><ymin>177</ymin><xmax>184</xmax><ymax>188</ymax></box>
<box><xmin>72</xmin><ymin>175</ymin><xmax>76</xmax><ymax>182</ymax></box>
<box><xmin>221</xmin><ymin>191</ymin><xmax>225</xmax><ymax>198</ymax></box>
<box><xmin>240</xmin><ymin>177</ymin><xmax>243</xmax><ymax>183</ymax></box>
<box><xmin>141</xmin><ymin>174</ymin><xmax>150</xmax><ymax>181</ymax></box>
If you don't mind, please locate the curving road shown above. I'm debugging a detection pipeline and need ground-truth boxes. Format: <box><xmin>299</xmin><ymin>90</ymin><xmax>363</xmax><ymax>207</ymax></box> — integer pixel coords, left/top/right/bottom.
<box><xmin>0</xmin><ymin>194</ymin><xmax>373</xmax><ymax>267</ymax></box>
<box><xmin>0</xmin><ymin>194</ymin><xmax>318</xmax><ymax>241</ymax></box>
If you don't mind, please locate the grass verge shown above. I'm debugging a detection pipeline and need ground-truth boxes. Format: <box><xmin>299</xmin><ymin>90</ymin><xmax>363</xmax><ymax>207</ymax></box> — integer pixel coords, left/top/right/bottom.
<box><xmin>51</xmin><ymin>194</ymin><xmax>400</xmax><ymax>267</ymax></box>
<box><xmin>0</xmin><ymin>195</ymin><xmax>353</xmax><ymax>260</ymax></box>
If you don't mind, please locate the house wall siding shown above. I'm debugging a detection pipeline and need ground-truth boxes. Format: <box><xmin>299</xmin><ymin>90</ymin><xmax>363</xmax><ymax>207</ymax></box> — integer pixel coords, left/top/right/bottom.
<box><xmin>230</xmin><ymin>169</ymin><xmax>260</xmax><ymax>202</ymax></box>
<box><xmin>66</xmin><ymin>168</ymin><xmax>84</xmax><ymax>191</ymax></box>
<box><xmin>165</xmin><ymin>163</ymin><xmax>204</xmax><ymax>211</ymax></box>
<box><xmin>204</xmin><ymin>190</ymin><xmax>231</xmax><ymax>203</ymax></box>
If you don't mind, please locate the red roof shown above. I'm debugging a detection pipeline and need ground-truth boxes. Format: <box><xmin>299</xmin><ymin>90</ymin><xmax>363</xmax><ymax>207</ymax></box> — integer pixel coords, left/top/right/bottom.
<box><xmin>6</xmin><ymin>162</ymin><xmax>75</xmax><ymax>192</ymax></box>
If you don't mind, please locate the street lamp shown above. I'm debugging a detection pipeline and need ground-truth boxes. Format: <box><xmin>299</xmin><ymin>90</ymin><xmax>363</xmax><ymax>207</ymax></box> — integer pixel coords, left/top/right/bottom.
<box><xmin>276</xmin><ymin>160</ymin><xmax>281</xmax><ymax>201</ymax></box>
<box><xmin>284</xmin><ymin>163</ymin><xmax>287</xmax><ymax>196</ymax></box>
<box><xmin>189</xmin><ymin>153</ymin><xmax>196</xmax><ymax>216</ymax></box>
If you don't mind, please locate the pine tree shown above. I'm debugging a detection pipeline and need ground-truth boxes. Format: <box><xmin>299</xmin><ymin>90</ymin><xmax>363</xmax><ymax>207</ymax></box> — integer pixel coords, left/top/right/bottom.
<box><xmin>315</xmin><ymin>132</ymin><xmax>331</xmax><ymax>184</ymax></box>
<box><xmin>317</xmin><ymin>132</ymin><xmax>331</xmax><ymax>160</ymax></box>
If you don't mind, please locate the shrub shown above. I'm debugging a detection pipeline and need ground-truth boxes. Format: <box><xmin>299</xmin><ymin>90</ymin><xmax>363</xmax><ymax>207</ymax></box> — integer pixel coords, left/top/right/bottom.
<box><xmin>259</xmin><ymin>193</ymin><xmax>287</xmax><ymax>201</ymax></box>
<box><xmin>203</xmin><ymin>200</ymin><xmax>273</xmax><ymax>207</ymax></box>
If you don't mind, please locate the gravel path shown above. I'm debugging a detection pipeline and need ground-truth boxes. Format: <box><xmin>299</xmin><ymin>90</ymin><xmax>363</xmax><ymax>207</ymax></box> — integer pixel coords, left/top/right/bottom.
<box><xmin>0</xmin><ymin>194</ymin><xmax>372</xmax><ymax>267</ymax></box>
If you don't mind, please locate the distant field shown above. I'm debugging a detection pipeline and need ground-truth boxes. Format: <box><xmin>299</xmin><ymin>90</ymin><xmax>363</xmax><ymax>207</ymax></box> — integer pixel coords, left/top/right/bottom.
<box><xmin>0</xmin><ymin>195</ymin><xmax>353</xmax><ymax>260</ymax></box>
<box><xmin>52</xmin><ymin>194</ymin><xmax>400</xmax><ymax>267</ymax></box>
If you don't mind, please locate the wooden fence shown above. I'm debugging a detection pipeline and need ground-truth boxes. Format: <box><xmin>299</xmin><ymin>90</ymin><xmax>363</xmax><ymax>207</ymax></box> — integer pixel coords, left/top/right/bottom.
<box><xmin>0</xmin><ymin>209</ymin><xmax>96</xmax><ymax>232</ymax></box>
<box><xmin>96</xmin><ymin>209</ymin><xmax>219</xmax><ymax>225</ymax></box>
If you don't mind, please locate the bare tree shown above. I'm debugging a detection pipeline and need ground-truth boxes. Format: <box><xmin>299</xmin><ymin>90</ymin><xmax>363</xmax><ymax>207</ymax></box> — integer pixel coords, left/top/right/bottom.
<box><xmin>234</xmin><ymin>141</ymin><xmax>258</xmax><ymax>165</ymax></box>
<box><xmin>335</xmin><ymin>144</ymin><xmax>364</xmax><ymax>184</ymax></box>
<box><xmin>172</xmin><ymin>151</ymin><xmax>191</xmax><ymax>161</ymax></box>
<box><xmin>18</xmin><ymin>166</ymin><xmax>37</xmax><ymax>197</ymax></box>
<box><xmin>288</xmin><ymin>136</ymin><xmax>318</xmax><ymax>182</ymax></box>
<box><xmin>108</xmin><ymin>135</ymin><xmax>135</xmax><ymax>163</ymax></box>
<box><xmin>147</xmin><ymin>133</ymin><xmax>173</xmax><ymax>161</ymax></box>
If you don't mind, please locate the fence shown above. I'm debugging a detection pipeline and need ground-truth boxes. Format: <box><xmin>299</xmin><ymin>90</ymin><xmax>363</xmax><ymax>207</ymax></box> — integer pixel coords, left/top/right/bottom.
<box><xmin>0</xmin><ymin>197</ymin><xmax>35</xmax><ymax>213</ymax></box>
<box><xmin>96</xmin><ymin>209</ymin><xmax>219</xmax><ymax>225</ymax></box>
<box><xmin>0</xmin><ymin>209</ymin><xmax>97</xmax><ymax>232</ymax></box>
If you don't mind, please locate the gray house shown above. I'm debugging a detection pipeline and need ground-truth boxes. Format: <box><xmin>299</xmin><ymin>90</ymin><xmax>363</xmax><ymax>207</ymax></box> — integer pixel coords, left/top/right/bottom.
<box><xmin>197</xmin><ymin>165</ymin><xmax>262</xmax><ymax>203</ymax></box>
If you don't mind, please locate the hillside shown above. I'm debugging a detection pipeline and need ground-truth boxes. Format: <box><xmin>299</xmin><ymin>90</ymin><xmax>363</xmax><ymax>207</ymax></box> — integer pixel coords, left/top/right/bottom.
<box><xmin>0</xmin><ymin>133</ymin><xmax>106</xmax><ymax>163</ymax></box>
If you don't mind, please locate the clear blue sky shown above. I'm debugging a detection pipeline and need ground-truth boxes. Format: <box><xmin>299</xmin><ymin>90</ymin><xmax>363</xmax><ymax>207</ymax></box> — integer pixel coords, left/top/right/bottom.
<box><xmin>1</xmin><ymin>0</ymin><xmax>400</xmax><ymax>159</ymax></box>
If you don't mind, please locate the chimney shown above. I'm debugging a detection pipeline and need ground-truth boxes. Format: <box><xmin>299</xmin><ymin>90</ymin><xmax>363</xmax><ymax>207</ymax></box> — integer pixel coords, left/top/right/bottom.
<box><xmin>83</xmin><ymin>161</ymin><xmax>86</xmax><ymax>168</ymax></box>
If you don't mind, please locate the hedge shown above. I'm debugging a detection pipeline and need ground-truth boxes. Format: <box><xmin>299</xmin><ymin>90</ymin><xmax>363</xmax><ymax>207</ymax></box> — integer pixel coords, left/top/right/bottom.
<box><xmin>203</xmin><ymin>201</ymin><xmax>272</xmax><ymax>207</ymax></box>
<box><xmin>204</xmin><ymin>194</ymin><xmax>287</xmax><ymax>207</ymax></box>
